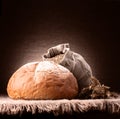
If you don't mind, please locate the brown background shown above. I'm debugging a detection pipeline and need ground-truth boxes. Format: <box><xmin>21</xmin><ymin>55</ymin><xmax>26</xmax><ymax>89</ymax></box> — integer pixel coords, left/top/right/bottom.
<box><xmin>0</xmin><ymin>0</ymin><xmax>120</xmax><ymax>94</ymax></box>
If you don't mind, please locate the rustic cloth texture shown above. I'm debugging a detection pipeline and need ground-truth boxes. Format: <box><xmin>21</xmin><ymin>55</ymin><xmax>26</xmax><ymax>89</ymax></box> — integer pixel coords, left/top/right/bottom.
<box><xmin>0</xmin><ymin>97</ymin><xmax>120</xmax><ymax>116</ymax></box>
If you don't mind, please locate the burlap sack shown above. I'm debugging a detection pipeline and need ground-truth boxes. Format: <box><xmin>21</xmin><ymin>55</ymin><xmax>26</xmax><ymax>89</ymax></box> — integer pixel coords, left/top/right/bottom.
<box><xmin>43</xmin><ymin>43</ymin><xmax>92</xmax><ymax>91</ymax></box>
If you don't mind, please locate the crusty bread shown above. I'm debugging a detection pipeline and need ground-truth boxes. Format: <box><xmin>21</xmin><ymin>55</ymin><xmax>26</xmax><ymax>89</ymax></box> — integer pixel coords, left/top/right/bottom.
<box><xmin>7</xmin><ymin>61</ymin><xmax>78</xmax><ymax>100</ymax></box>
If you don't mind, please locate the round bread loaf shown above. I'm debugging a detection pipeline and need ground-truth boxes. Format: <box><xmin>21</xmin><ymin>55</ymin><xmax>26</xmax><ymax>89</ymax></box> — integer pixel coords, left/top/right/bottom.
<box><xmin>7</xmin><ymin>61</ymin><xmax>78</xmax><ymax>100</ymax></box>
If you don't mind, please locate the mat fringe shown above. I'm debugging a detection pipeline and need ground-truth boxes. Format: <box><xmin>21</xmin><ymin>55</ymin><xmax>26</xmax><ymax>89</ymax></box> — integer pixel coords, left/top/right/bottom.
<box><xmin>0</xmin><ymin>97</ymin><xmax>120</xmax><ymax>116</ymax></box>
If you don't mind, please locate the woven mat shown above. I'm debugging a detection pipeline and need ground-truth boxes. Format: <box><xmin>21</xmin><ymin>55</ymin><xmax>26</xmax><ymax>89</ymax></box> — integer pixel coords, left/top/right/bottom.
<box><xmin>0</xmin><ymin>96</ymin><xmax>120</xmax><ymax>116</ymax></box>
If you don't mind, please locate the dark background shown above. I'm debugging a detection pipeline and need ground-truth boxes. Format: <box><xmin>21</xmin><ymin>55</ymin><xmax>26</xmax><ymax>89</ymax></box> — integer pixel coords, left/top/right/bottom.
<box><xmin>0</xmin><ymin>0</ymin><xmax>120</xmax><ymax>95</ymax></box>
